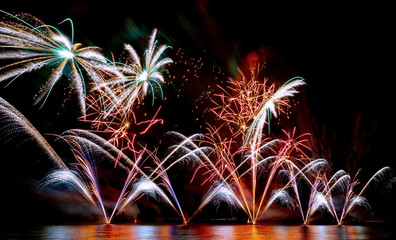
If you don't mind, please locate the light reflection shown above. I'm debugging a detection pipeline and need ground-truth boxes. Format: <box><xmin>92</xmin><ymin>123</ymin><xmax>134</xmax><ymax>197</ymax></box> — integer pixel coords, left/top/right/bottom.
<box><xmin>272</xmin><ymin>225</ymin><xmax>300</xmax><ymax>240</ymax></box>
<box><xmin>135</xmin><ymin>225</ymin><xmax>156</xmax><ymax>239</ymax></box>
<box><xmin>38</xmin><ymin>224</ymin><xmax>391</xmax><ymax>240</ymax></box>
<box><xmin>209</xmin><ymin>225</ymin><xmax>236</xmax><ymax>239</ymax></box>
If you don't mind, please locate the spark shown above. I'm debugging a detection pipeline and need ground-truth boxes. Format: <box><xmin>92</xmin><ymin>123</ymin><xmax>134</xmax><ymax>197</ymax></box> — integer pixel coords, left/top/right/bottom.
<box><xmin>57</xmin><ymin>49</ymin><xmax>74</xmax><ymax>59</ymax></box>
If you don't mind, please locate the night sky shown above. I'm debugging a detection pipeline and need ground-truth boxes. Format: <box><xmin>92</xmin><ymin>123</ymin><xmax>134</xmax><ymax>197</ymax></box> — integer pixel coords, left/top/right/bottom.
<box><xmin>1</xmin><ymin>1</ymin><xmax>395</xmax><ymax>224</ymax></box>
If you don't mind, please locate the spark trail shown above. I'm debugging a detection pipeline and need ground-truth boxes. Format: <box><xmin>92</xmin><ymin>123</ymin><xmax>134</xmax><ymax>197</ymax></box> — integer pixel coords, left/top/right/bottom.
<box><xmin>0</xmin><ymin>96</ymin><xmax>65</xmax><ymax>168</ymax></box>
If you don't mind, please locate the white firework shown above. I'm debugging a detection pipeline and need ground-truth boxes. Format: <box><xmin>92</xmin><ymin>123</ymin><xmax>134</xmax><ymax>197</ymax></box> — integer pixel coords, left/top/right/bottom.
<box><xmin>0</xmin><ymin>11</ymin><xmax>122</xmax><ymax>115</ymax></box>
<box><xmin>245</xmin><ymin>77</ymin><xmax>305</xmax><ymax>146</ymax></box>
<box><xmin>93</xmin><ymin>28</ymin><xmax>173</xmax><ymax>119</ymax></box>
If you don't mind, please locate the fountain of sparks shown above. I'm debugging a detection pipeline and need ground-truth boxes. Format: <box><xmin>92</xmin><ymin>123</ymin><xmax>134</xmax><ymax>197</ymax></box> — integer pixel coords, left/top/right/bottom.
<box><xmin>182</xmin><ymin>65</ymin><xmax>312</xmax><ymax>224</ymax></box>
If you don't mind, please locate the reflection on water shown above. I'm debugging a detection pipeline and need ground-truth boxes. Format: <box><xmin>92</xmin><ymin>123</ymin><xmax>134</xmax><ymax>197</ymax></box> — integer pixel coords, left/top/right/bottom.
<box><xmin>1</xmin><ymin>224</ymin><xmax>393</xmax><ymax>239</ymax></box>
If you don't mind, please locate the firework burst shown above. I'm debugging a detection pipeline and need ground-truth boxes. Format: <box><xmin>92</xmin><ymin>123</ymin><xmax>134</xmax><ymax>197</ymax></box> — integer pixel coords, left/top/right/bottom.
<box><xmin>93</xmin><ymin>28</ymin><xmax>172</xmax><ymax>119</ymax></box>
<box><xmin>210</xmin><ymin>66</ymin><xmax>304</xmax><ymax>141</ymax></box>
<box><xmin>190</xmin><ymin>64</ymin><xmax>307</xmax><ymax>223</ymax></box>
<box><xmin>0</xmin><ymin>10</ymin><xmax>122</xmax><ymax>115</ymax></box>
<box><xmin>83</xmin><ymin>94</ymin><xmax>164</xmax><ymax>164</ymax></box>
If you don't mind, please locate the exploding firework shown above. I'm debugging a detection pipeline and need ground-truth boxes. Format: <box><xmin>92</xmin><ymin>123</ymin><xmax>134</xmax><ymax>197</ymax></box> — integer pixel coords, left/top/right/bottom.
<box><xmin>187</xmin><ymin>64</ymin><xmax>308</xmax><ymax>224</ymax></box>
<box><xmin>173</xmin><ymin>125</ymin><xmax>315</xmax><ymax>224</ymax></box>
<box><xmin>210</xmin><ymin>66</ymin><xmax>304</xmax><ymax>141</ymax></box>
<box><xmin>82</xmin><ymin>28</ymin><xmax>171</xmax><ymax>161</ymax></box>
<box><xmin>0</xmin><ymin>10</ymin><xmax>122</xmax><ymax>115</ymax></box>
<box><xmin>92</xmin><ymin>28</ymin><xmax>172</xmax><ymax>120</ymax></box>
<box><xmin>84</xmin><ymin>93</ymin><xmax>164</xmax><ymax>164</ymax></box>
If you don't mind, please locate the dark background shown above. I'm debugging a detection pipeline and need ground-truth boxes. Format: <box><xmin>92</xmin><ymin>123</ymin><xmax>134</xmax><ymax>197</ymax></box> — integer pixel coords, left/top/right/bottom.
<box><xmin>1</xmin><ymin>1</ymin><xmax>395</xmax><ymax>224</ymax></box>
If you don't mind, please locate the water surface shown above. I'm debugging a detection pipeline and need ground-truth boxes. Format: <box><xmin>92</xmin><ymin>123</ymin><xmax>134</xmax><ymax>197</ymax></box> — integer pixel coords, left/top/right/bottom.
<box><xmin>1</xmin><ymin>224</ymin><xmax>394</xmax><ymax>239</ymax></box>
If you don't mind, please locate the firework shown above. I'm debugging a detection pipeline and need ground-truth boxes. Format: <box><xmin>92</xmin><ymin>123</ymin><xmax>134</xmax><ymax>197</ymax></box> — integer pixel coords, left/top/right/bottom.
<box><xmin>336</xmin><ymin>167</ymin><xmax>392</xmax><ymax>225</ymax></box>
<box><xmin>111</xmin><ymin>173</ymin><xmax>181</xmax><ymax>224</ymax></box>
<box><xmin>107</xmin><ymin>131</ymin><xmax>214</xmax><ymax>224</ymax></box>
<box><xmin>0</xmin><ymin>10</ymin><xmax>122</xmax><ymax>115</ymax></box>
<box><xmin>306</xmin><ymin>183</ymin><xmax>335</xmax><ymax>223</ymax></box>
<box><xmin>0</xmin><ymin>9</ymin><xmax>394</xmax><ymax>226</ymax></box>
<box><xmin>244</xmin><ymin>76</ymin><xmax>305</xmax><ymax>147</ymax></box>
<box><xmin>60</xmin><ymin>129</ymin><xmax>191</xmax><ymax>223</ymax></box>
<box><xmin>179</xmin><ymin>126</ymin><xmax>316</xmax><ymax>224</ymax></box>
<box><xmin>82</xmin><ymin>28</ymin><xmax>171</xmax><ymax>161</ymax></box>
<box><xmin>210</xmin><ymin>66</ymin><xmax>305</xmax><ymax>142</ymax></box>
<box><xmin>93</xmin><ymin>28</ymin><xmax>172</xmax><ymax>119</ymax></box>
<box><xmin>146</xmin><ymin>148</ymin><xmax>187</xmax><ymax>223</ymax></box>
<box><xmin>190</xmin><ymin>64</ymin><xmax>308</xmax><ymax>223</ymax></box>
<box><xmin>39</xmin><ymin>138</ymin><xmax>109</xmax><ymax>222</ymax></box>
<box><xmin>83</xmin><ymin>94</ymin><xmax>164</xmax><ymax>164</ymax></box>
<box><xmin>284</xmin><ymin>167</ymin><xmax>394</xmax><ymax>225</ymax></box>
<box><xmin>201</xmin><ymin>64</ymin><xmax>306</xmax><ymax>223</ymax></box>
<box><xmin>271</xmin><ymin>158</ymin><xmax>328</xmax><ymax>223</ymax></box>
<box><xmin>210</xmin><ymin>67</ymin><xmax>275</xmax><ymax>139</ymax></box>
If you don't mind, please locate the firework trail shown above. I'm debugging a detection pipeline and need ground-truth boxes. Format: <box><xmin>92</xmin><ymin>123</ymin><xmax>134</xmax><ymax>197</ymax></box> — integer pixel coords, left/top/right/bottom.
<box><xmin>210</xmin><ymin>66</ymin><xmax>304</xmax><ymax>141</ymax></box>
<box><xmin>278</xmin><ymin>168</ymin><xmax>346</xmax><ymax>224</ymax></box>
<box><xmin>265</xmin><ymin>189</ymin><xmax>294</xmax><ymax>212</ymax></box>
<box><xmin>270</xmin><ymin>158</ymin><xmax>328</xmax><ymax>223</ymax></box>
<box><xmin>107</xmin><ymin>131</ymin><xmax>212</xmax><ymax>223</ymax></box>
<box><xmin>107</xmin><ymin>153</ymin><xmax>143</xmax><ymax>222</ymax></box>
<box><xmin>60</xmin><ymin>129</ymin><xmax>189</xmax><ymax>223</ymax></box>
<box><xmin>59</xmin><ymin>129</ymin><xmax>148</xmax><ymax>223</ymax></box>
<box><xmin>0</xmin><ymin>96</ymin><xmax>66</xmax><ymax>168</ymax></box>
<box><xmin>336</xmin><ymin>167</ymin><xmax>392</xmax><ymax>225</ymax></box>
<box><xmin>111</xmin><ymin>174</ymin><xmax>180</xmax><ymax>224</ymax></box>
<box><xmin>302</xmin><ymin>173</ymin><xmax>336</xmax><ymax>224</ymax></box>
<box><xmin>199</xmin><ymin>181</ymin><xmax>246</xmax><ymax>212</ymax></box>
<box><xmin>313</xmin><ymin>170</ymin><xmax>352</xmax><ymax>224</ymax></box>
<box><xmin>251</xmin><ymin>129</ymin><xmax>312</xmax><ymax>223</ymax></box>
<box><xmin>288</xmin><ymin>167</ymin><xmax>394</xmax><ymax>225</ymax></box>
<box><xmin>60</xmin><ymin>129</ymin><xmax>141</xmax><ymax>172</ymax></box>
<box><xmin>0</xmin><ymin>10</ymin><xmax>122</xmax><ymax>115</ymax></box>
<box><xmin>177</xmin><ymin>127</ymin><xmax>315</xmax><ymax>224</ymax></box>
<box><xmin>146</xmin><ymin>148</ymin><xmax>187</xmax><ymax>223</ymax></box>
<box><xmin>38</xmin><ymin>138</ymin><xmax>109</xmax><ymax>222</ymax></box>
<box><xmin>83</xmin><ymin>95</ymin><xmax>164</xmax><ymax>164</ymax></box>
